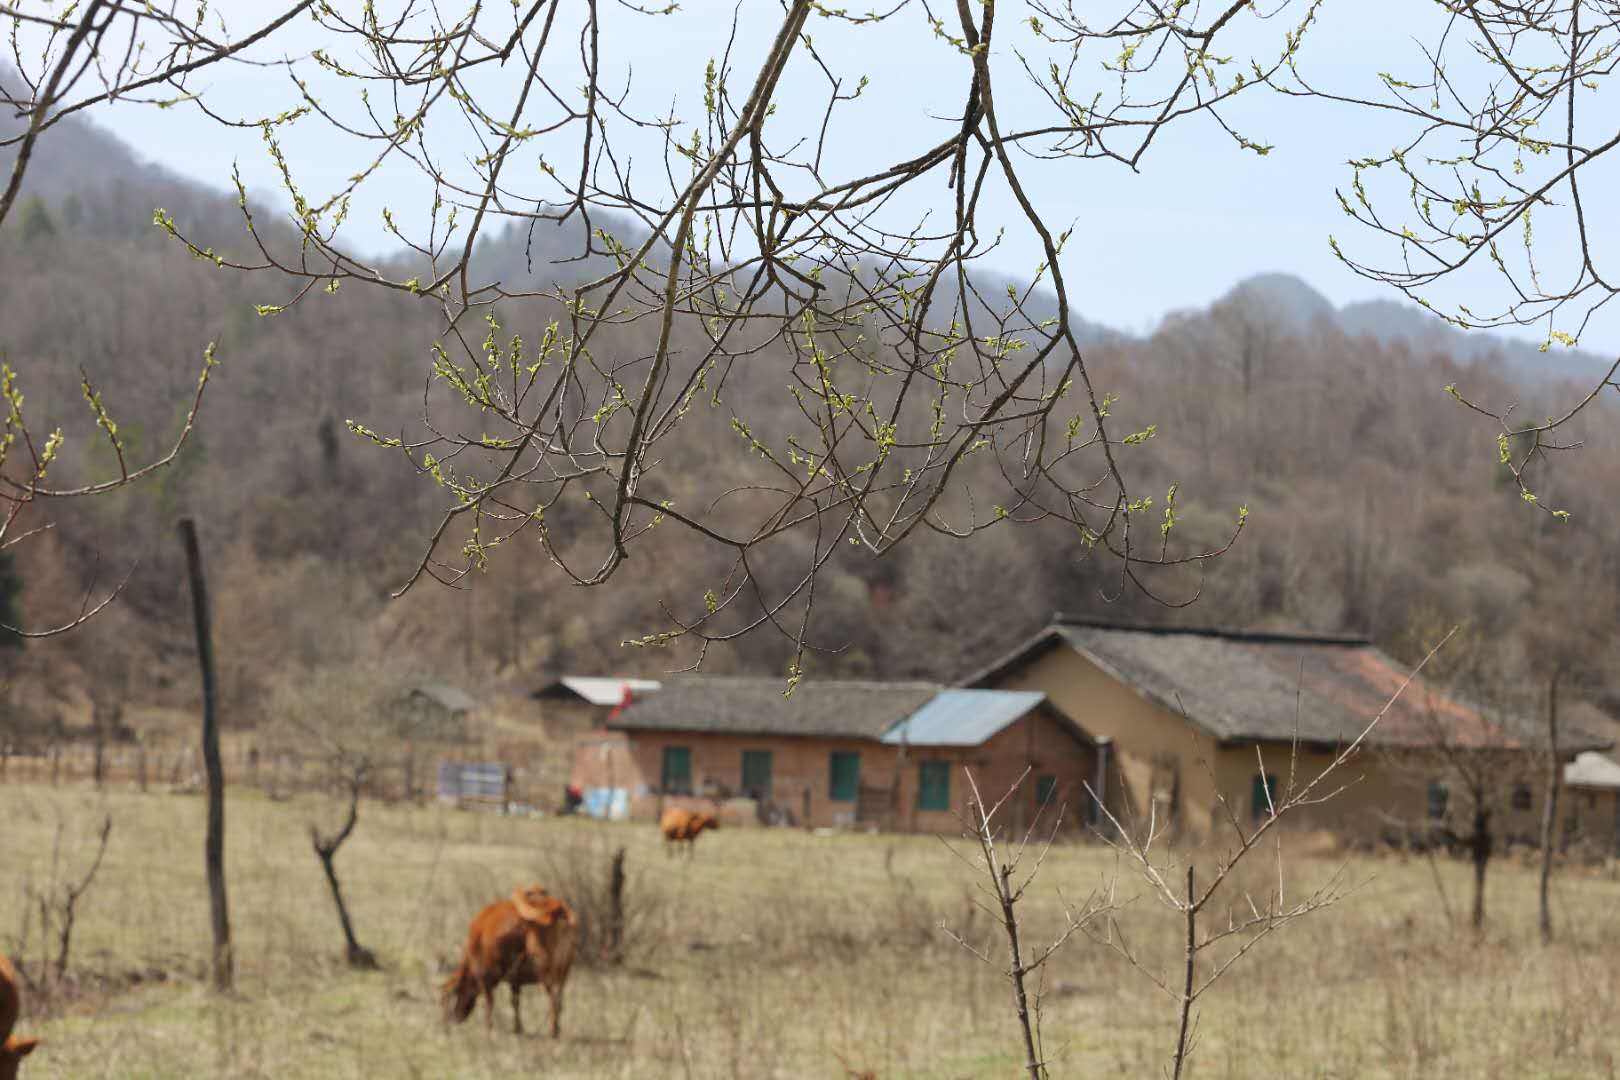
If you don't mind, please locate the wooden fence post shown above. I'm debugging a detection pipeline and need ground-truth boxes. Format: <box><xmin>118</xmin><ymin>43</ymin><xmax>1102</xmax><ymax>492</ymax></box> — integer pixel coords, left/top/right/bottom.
<box><xmin>608</xmin><ymin>847</ymin><xmax>627</xmax><ymax>965</ymax></box>
<box><xmin>180</xmin><ymin>517</ymin><xmax>233</xmax><ymax>993</ymax></box>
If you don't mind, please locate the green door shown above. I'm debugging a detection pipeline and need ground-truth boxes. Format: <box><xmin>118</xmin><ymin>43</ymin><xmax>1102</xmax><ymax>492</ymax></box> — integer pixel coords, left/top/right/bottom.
<box><xmin>1251</xmin><ymin>773</ymin><xmax>1278</xmax><ymax>821</ymax></box>
<box><xmin>661</xmin><ymin>746</ymin><xmax>692</xmax><ymax>794</ymax></box>
<box><xmin>1035</xmin><ymin>775</ymin><xmax>1057</xmax><ymax>810</ymax></box>
<box><xmin>829</xmin><ymin>751</ymin><xmax>861</xmax><ymax>801</ymax></box>
<box><xmin>742</xmin><ymin>750</ymin><xmax>773</xmax><ymax>799</ymax></box>
<box><xmin>918</xmin><ymin>761</ymin><xmax>951</xmax><ymax>811</ymax></box>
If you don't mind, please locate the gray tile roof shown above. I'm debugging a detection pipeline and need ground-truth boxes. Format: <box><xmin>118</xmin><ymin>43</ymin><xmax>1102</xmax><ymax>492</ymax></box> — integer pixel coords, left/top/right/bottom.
<box><xmin>966</xmin><ymin>617</ymin><xmax>1610</xmax><ymax>753</ymax></box>
<box><xmin>410</xmin><ymin>682</ymin><xmax>480</xmax><ymax>714</ymax></box>
<box><xmin>608</xmin><ymin>676</ymin><xmax>942</xmax><ymax>740</ymax></box>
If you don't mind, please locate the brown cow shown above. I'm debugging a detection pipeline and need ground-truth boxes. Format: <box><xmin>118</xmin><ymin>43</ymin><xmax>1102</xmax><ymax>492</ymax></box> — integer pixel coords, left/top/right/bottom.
<box><xmin>1</xmin><ymin>954</ymin><xmax>40</xmax><ymax>1080</ymax></box>
<box><xmin>659</xmin><ymin>806</ymin><xmax>719</xmax><ymax>856</ymax></box>
<box><xmin>441</xmin><ymin>885</ymin><xmax>577</xmax><ymax>1039</ymax></box>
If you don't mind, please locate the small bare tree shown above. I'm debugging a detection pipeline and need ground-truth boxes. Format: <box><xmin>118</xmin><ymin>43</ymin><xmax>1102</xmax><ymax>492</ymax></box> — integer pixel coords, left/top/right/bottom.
<box><xmin>942</xmin><ymin>635</ymin><xmax>1448</xmax><ymax>1077</ymax></box>
<box><xmin>941</xmin><ymin>767</ymin><xmax>1109</xmax><ymax>1080</ymax></box>
<box><xmin>268</xmin><ymin>664</ymin><xmax>403</xmax><ymax>969</ymax></box>
<box><xmin>17</xmin><ymin>812</ymin><xmax>112</xmax><ymax>988</ymax></box>
<box><xmin>1094</xmin><ymin>640</ymin><xmax>1447</xmax><ymax>1076</ymax></box>
<box><xmin>1384</xmin><ymin>613</ymin><xmax>1548</xmax><ymax>933</ymax></box>
<box><xmin>309</xmin><ymin>768</ymin><xmax>378</xmax><ymax>970</ymax></box>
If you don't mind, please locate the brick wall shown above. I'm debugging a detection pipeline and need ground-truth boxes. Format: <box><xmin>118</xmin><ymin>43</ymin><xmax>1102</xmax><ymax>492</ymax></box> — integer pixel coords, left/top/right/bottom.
<box><xmin>569</xmin><ymin>706</ymin><xmax>1097</xmax><ymax>833</ymax></box>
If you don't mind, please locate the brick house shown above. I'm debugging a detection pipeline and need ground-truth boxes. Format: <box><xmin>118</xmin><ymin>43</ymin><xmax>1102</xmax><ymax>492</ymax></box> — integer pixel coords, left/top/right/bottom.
<box><xmin>569</xmin><ymin>677</ymin><xmax>1104</xmax><ymax>833</ymax></box>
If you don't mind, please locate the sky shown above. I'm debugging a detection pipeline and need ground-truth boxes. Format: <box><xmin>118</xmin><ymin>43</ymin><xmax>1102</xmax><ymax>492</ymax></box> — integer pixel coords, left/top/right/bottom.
<box><xmin>71</xmin><ymin>0</ymin><xmax>1620</xmax><ymax>353</ymax></box>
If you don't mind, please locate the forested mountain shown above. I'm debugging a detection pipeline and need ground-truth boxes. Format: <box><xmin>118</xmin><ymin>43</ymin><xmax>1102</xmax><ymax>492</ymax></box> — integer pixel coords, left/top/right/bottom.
<box><xmin>3</xmin><ymin>106</ymin><xmax>1617</xmax><ymax>732</ymax></box>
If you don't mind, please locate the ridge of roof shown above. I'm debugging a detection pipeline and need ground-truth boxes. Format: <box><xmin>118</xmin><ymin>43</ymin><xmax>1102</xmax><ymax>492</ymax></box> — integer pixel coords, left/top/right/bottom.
<box><xmin>664</xmin><ymin>674</ymin><xmax>944</xmax><ymax>690</ymax></box>
<box><xmin>1052</xmin><ymin>613</ymin><xmax>1372</xmax><ymax>647</ymax></box>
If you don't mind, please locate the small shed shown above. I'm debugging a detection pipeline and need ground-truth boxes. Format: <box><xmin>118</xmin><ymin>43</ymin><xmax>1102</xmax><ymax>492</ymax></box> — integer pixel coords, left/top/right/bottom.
<box><xmin>1564</xmin><ymin>751</ymin><xmax>1620</xmax><ymax>854</ymax></box>
<box><xmin>393</xmin><ymin>683</ymin><xmax>479</xmax><ymax>743</ymax></box>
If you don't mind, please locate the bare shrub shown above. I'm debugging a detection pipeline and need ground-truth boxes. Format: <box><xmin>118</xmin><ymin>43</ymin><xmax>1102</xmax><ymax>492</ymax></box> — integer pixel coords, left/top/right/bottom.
<box><xmin>13</xmin><ymin>811</ymin><xmax>112</xmax><ymax>997</ymax></box>
<box><xmin>536</xmin><ymin>841</ymin><xmax>661</xmax><ymax>968</ymax></box>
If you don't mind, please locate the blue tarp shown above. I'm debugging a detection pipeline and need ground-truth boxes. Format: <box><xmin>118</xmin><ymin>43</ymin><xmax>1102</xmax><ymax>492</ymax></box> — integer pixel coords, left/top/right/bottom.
<box><xmin>583</xmin><ymin>786</ymin><xmax>629</xmax><ymax>821</ymax></box>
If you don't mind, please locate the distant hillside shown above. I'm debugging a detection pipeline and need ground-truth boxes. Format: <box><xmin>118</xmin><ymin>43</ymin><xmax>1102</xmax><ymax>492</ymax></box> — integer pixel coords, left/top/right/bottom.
<box><xmin>1213</xmin><ymin>272</ymin><xmax>1616</xmax><ymax>387</ymax></box>
<box><xmin>3</xmin><ymin>97</ymin><xmax>1619</xmax><ymax>743</ymax></box>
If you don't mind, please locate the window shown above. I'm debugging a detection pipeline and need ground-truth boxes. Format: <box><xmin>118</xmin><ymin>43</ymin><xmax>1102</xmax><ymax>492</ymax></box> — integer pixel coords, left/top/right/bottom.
<box><xmin>1035</xmin><ymin>775</ymin><xmax>1058</xmax><ymax>810</ymax></box>
<box><xmin>661</xmin><ymin>746</ymin><xmax>692</xmax><ymax>795</ymax></box>
<box><xmin>1427</xmin><ymin>780</ymin><xmax>1449</xmax><ymax>820</ymax></box>
<box><xmin>918</xmin><ymin>761</ymin><xmax>951</xmax><ymax>812</ymax></box>
<box><xmin>1084</xmin><ymin>787</ymin><xmax>1101</xmax><ymax>827</ymax></box>
<box><xmin>829</xmin><ymin>751</ymin><xmax>861</xmax><ymax>802</ymax></box>
<box><xmin>1251</xmin><ymin>773</ymin><xmax>1279</xmax><ymax>822</ymax></box>
<box><xmin>741</xmin><ymin>750</ymin><xmax>773</xmax><ymax>799</ymax></box>
<box><xmin>1511</xmin><ymin>783</ymin><xmax>1533</xmax><ymax>812</ymax></box>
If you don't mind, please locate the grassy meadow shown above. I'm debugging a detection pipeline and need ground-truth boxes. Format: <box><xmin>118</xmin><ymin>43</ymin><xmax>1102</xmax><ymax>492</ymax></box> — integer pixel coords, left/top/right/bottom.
<box><xmin>3</xmin><ymin>781</ymin><xmax>1619</xmax><ymax>1078</ymax></box>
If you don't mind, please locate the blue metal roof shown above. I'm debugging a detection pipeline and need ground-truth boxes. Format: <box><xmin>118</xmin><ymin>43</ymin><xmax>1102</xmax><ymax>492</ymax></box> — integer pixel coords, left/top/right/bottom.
<box><xmin>880</xmin><ymin>689</ymin><xmax>1047</xmax><ymax>747</ymax></box>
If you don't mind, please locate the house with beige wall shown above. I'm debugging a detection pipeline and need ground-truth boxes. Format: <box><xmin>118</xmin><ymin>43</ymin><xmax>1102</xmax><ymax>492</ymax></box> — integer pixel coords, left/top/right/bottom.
<box><xmin>570</xmin><ymin>678</ymin><xmax>1102</xmax><ymax>833</ymax></box>
<box><xmin>965</xmin><ymin>616</ymin><xmax>1609</xmax><ymax>844</ymax></box>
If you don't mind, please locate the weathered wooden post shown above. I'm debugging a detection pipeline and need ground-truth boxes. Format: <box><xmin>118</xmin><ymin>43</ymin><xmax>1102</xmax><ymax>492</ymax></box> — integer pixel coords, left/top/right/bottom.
<box><xmin>607</xmin><ymin>846</ymin><xmax>627</xmax><ymax>965</ymax></box>
<box><xmin>179</xmin><ymin>517</ymin><xmax>233</xmax><ymax>992</ymax></box>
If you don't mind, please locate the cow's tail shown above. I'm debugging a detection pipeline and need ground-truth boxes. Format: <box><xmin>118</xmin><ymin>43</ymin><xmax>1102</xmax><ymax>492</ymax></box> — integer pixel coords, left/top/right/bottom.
<box><xmin>440</xmin><ymin>961</ymin><xmax>478</xmax><ymax>1024</ymax></box>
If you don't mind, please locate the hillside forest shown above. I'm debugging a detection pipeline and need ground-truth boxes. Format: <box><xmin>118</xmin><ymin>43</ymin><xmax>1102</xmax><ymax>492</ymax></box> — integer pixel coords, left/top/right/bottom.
<box><xmin>2</xmin><ymin>107</ymin><xmax>1618</xmax><ymax>734</ymax></box>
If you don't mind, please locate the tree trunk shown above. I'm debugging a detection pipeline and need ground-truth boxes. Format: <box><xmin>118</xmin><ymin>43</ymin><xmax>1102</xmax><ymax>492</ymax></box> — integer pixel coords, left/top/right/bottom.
<box><xmin>180</xmin><ymin>517</ymin><xmax>232</xmax><ymax>992</ymax></box>
<box><xmin>1538</xmin><ymin>670</ymin><xmax>1562</xmax><ymax>944</ymax></box>
<box><xmin>1470</xmin><ymin>807</ymin><xmax>1492</xmax><ymax>932</ymax></box>
<box><xmin>311</xmin><ymin>773</ymin><xmax>377</xmax><ymax>969</ymax></box>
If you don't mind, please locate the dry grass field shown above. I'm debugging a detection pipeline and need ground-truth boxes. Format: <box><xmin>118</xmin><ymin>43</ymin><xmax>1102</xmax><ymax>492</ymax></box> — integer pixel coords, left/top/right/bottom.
<box><xmin>3</xmin><ymin>781</ymin><xmax>1619</xmax><ymax>1078</ymax></box>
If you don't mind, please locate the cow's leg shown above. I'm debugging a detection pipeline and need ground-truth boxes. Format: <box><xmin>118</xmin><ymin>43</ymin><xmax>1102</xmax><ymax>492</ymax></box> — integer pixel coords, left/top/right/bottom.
<box><xmin>547</xmin><ymin>982</ymin><xmax>564</xmax><ymax>1039</ymax></box>
<box><xmin>511</xmin><ymin>982</ymin><xmax>524</xmax><ymax>1035</ymax></box>
<box><xmin>482</xmin><ymin>983</ymin><xmax>497</xmax><ymax>1032</ymax></box>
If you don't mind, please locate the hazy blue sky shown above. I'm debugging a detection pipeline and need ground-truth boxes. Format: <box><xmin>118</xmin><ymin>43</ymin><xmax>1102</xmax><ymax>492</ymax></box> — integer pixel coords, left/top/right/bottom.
<box><xmin>79</xmin><ymin>0</ymin><xmax>1620</xmax><ymax>353</ymax></box>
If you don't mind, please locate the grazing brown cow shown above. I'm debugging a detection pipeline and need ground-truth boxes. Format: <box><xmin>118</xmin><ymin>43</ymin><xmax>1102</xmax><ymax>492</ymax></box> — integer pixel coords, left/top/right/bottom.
<box><xmin>1</xmin><ymin>954</ymin><xmax>40</xmax><ymax>1080</ymax></box>
<box><xmin>441</xmin><ymin>885</ymin><xmax>577</xmax><ymax>1039</ymax></box>
<box><xmin>659</xmin><ymin>807</ymin><xmax>719</xmax><ymax>856</ymax></box>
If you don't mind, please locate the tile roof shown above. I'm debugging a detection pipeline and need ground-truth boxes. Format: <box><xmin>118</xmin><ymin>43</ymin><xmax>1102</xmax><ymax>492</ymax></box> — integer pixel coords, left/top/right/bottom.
<box><xmin>609</xmin><ymin>676</ymin><xmax>942</xmax><ymax>740</ymax></box>
<box><xmin>409</xmin><ymin>682</ymin><xmax>480</xmax><ymax>713</ymax></box>
<box><xmin>965</xmin><ymin>616</ymin><xmax>1610</xmax><ymax>753</ymax></box>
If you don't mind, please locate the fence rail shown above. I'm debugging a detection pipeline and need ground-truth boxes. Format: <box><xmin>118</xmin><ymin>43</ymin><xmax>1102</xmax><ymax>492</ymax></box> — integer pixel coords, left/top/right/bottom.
<box><xmin>0</xmin><ymin>739</ymin><xmax>561</xmax><ymax>812</ymax></box>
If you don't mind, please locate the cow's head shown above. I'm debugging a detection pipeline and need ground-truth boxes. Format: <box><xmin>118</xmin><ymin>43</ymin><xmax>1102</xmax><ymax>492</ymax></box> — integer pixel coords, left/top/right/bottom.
<box><xmin>696</xmin><ymin>811</ymin><xmax>720</xmax><ymax>833</ymax></box>
<box><xmin>0</xmin><ymin>1037</ymin><xmax>41</xmax><ymax>1080</ymax></box>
